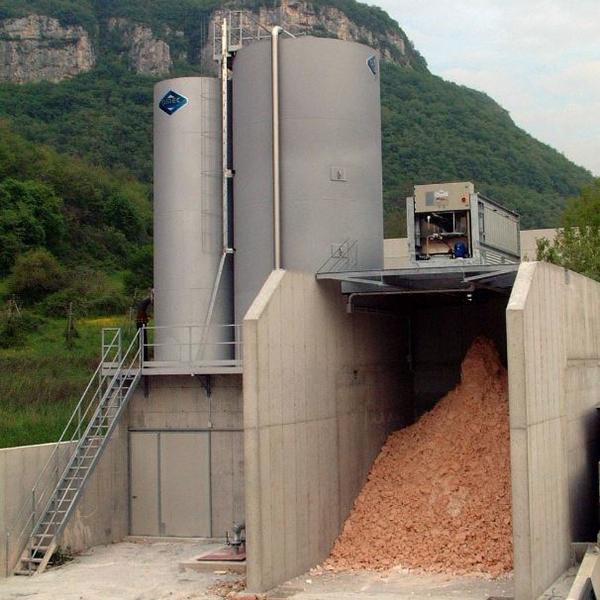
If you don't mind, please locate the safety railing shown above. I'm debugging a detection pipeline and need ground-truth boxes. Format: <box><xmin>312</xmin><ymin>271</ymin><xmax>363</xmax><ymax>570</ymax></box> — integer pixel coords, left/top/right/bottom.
<box><xmin>317</xmin><ymin>239</ymin><xmax>359</xmax><ymax>274</ymax></box>
<box><xmin>5</xmin><ymin>329</ymin><xmax>140</xmax><ymax>576</ymax></box>
<box><xmin>138</xmin><ymin>324</ymin><xmax>242</xmax><ymax>374</ymax></box>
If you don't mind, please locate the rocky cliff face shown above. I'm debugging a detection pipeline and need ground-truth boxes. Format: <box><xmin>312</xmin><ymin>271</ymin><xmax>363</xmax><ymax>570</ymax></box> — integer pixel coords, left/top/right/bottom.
<box><xmin>0</xmin><ymin>1</ymin><xmax>422</xmax><ymax>83</ymax></box>
<box><xmin>0</xmin><ymin>15</ymin><xmax>94</xmax><ymax>83</ymax></box>
<box><xmin>216</xmin><ymin>0</ymin><xmax>410</xmax><ymax>65</ymax></box>
<box><xmin>107</xmin><ymin>18</ymin><xmax>172</xmax><ymax>76</ymax></box>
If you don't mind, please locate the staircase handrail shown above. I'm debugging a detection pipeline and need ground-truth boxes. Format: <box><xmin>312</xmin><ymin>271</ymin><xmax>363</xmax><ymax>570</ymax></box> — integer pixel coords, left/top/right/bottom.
<box><xmin>25</xmin><ymin>328</ymin><xmax>143</xmax><ymax>562</ymax></box>
<box><xmin>4</xmin><ymin>328</ymin><xmax>136</xmax><ymax>575</ymax></box>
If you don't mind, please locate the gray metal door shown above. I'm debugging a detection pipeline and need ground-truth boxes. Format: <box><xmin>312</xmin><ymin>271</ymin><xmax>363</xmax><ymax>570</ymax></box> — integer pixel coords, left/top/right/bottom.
<box><xmin>130</xmin><ymin>431</ymin><xmax>211</xmax><ymax>537</ymax></box>
<box><xmin>130</xmin><ymin>432</ymin><xmax>160</xmax><ymax>535</ymax></box>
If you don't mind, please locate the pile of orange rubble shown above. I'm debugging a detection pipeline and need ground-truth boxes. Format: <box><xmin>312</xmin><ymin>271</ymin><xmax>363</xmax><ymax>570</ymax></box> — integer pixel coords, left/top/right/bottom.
<box><xmin>326</xmin><ymin>337</ymin><xmax>513</xmax><ymax>576</ymax></box>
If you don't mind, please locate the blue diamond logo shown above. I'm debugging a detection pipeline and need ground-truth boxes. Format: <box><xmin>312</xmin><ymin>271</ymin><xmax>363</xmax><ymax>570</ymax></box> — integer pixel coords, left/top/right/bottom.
<box><xmin>367</xmin><ymin>55</ymin><xmax>378</xmax><ymax>76</ymax></box>
<box><xmin>159</xmin><ymin>90</ymin><xmax>188</xmax><ymax>115</ymax></box>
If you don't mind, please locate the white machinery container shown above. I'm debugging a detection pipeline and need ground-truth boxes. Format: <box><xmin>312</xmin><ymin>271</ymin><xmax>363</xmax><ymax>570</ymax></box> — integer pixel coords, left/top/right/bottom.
<box><xmin>153</xmin><ymin>77</ymin><xmax>233</xmax><ymax>362</ymax></box>
<box><xmin>232</xmin><ymin>36</ymin><xmax>384</xmax><ymax>322</ymax></box>
<box><xmin>406</xmin><ymin>181</ymin><xmax>520</xmax><ymax>266</ymax></box>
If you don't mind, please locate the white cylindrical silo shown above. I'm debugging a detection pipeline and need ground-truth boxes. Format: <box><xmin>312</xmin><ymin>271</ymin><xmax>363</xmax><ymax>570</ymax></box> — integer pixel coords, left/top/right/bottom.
<box><xmin>232</xmin><ymin>36</ymin><xmax>384</xmax><ymax>323</ymax></box>
<box><xmin>153</xmin><ymin>77</ymin><xmax>232</xmax><ymax>362</ymax></box>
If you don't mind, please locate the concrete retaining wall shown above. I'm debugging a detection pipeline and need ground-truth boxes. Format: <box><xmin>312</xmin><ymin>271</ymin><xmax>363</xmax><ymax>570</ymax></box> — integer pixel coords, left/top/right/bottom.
<box><xmin>243</xmin><ymin>270</ymin><xmax>412</xmax><ymax>592</ymax></box>
<box><xmin>507</xmin><ymin>261</ymin><xmax>600</xmax><ymax>600</ymax></box>
<box><xmin>0</xmin><ymin>423</ymin><xmax>128</xmax><ymax>576</ymax></box>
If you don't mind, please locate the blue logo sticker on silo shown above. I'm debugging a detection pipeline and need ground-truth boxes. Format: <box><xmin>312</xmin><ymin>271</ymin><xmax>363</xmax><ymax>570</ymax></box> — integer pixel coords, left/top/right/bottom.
<box><xmin>159</xmin><ymin>90</ymin><xmax>188</xmax><ymax>115</ymax></box>
<box><xmin>367</xmin><ymin>55</ymin><xmax>378</xmax><ymax>76</ymax></box>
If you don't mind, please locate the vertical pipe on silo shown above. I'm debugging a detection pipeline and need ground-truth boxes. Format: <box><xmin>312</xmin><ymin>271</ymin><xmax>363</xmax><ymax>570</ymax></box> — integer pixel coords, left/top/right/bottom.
<box><xmin>271</xmin><ymin>26</ymin><xmax>282</xmax><ymax>270</ymax></box>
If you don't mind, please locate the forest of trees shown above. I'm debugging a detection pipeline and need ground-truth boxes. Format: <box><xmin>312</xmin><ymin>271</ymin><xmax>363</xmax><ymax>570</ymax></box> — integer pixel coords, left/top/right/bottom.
<box><xmin>0</xmin><ymin>0</ymin><xmax>594</xmax><ymax>289</ymax></box>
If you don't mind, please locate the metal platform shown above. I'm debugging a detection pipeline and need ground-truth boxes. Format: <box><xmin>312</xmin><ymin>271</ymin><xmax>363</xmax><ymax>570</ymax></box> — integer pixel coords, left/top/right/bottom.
<box><xmin>317</xmin><ymin>263</ymin><xmax>519</xmax><ymax>295</ymax></box>
<box><xmin>101</xmin><ymin>326</ymin><xmax>243</xmax><ymax>377</ymax></box>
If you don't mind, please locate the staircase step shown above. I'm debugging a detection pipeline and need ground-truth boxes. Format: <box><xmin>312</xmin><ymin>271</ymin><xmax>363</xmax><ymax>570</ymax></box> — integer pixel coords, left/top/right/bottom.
<box><xmin>11</xmin><ymin>362</ymin><xmax>138</xmax><ymax>578</ymax></box>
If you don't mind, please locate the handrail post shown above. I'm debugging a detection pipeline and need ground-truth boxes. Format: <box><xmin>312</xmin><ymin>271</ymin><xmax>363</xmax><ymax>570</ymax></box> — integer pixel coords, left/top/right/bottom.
<box><xmin>139</xmin><ymin>326</ymin><xmax>145</xmax><ymax>369</ymax></box>
<box><xmin>6</xmin><ymin>532</ymin><xmax>10</xmax><ymax>577</ymax></box>
<box><xmin>31</xmin><ymin>490</ymin><xmax>35</xmax><ymax>533</ymax></box>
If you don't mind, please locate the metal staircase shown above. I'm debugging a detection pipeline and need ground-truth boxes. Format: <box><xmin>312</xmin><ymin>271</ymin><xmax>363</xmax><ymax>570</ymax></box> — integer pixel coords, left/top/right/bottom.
<box><xmin>5</xmin><ymin>329</ymin><xmax>142</xmax><ymax>576</ymax></box>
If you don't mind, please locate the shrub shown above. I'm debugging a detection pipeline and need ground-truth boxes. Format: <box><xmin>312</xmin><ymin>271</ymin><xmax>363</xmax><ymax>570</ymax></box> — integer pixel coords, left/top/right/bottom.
<box><xmin>0</xmin><ymin>178</ymin><xmax>66</xmax><ymax>274</ymax></box>
<box><xmin>8</xmin><ymin>249</ymin><xmax>64</xmax><ymax>304</ymax></box>
<box><xmin>42</xmin><ymin>267</ymin><xmax>128</xmax><ymax>317</ymax></box>
<box><xmin>0</xmin><ymin>309</ymin><xmax>44</xmax><ymax>348</ymax></box>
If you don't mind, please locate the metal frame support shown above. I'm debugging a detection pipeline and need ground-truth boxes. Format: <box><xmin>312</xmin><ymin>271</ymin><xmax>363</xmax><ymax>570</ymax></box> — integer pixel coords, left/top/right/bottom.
<box><xmin>202</xmin><ymin>17</ymin><xmax>235</xmax><ymax>351</ymax></box>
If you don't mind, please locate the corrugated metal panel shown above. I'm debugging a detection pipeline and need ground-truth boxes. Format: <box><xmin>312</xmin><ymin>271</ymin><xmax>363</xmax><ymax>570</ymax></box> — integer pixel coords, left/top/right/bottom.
<box><xmin>480</xmin><ymin>200</ymin><xmax>520</xmax><ymax>258</ymax></box>
<box><xmin>480</xmin><ymin>248</ymin><xmax>513</xmax><ymax>265</ymax></box>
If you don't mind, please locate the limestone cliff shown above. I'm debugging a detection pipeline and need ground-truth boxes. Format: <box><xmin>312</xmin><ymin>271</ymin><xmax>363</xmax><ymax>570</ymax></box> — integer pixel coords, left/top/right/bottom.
<box><xmin>0</xmin><ymin>15</ymin><xmax>94</xmax><ymax>83</ymax></box>
<box><xmin>0</xmin><ymin>1</ymin><xmax>424</xmax><ymax>83</ymax></box>
<box><xmin>107</xmin><ymin>18</ymin><xmax>172</xmax><ymax>77</ymax></box>
<box><xmin>210</xmin><ymin>0</ymin><xmax>414</xmax><ymax>66</ymax></box>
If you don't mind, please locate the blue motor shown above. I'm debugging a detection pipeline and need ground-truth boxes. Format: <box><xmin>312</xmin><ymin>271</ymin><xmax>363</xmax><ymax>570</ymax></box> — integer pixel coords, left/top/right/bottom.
<box><xmin>454</xmin><ymin>241</ymin><xmax>467</xmax><ymax>258</ymax></box>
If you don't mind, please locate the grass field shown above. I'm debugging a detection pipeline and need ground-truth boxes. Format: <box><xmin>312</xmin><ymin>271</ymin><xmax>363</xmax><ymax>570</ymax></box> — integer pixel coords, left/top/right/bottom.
<box><xmin>0</xmin><ymin>314</ymin><xmax>134</xmax><ymax>448</ymax></box>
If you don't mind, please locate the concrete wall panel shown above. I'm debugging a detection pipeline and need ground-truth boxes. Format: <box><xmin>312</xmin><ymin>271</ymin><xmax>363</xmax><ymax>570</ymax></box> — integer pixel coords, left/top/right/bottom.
<box><xmin>243</xmin><ymin>270</ymin><xmax>411</xmax><ymax>592</ymax></box>
<box><xmin>0</xmin><ymin>423</ymin><xmax>128</xmax><ymax>576</ymax></box>
<box><xmin>507</xmin><ymin>261</ymin><xmax>600</xmax><ymax>600</ymax></box>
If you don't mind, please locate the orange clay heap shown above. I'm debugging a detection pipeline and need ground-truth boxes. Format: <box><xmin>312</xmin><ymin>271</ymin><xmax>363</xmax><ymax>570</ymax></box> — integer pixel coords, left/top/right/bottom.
<box><xmin>327</xmin><ymin>337</ymin><xmax>512</xmax><ymax>576</ymax></box>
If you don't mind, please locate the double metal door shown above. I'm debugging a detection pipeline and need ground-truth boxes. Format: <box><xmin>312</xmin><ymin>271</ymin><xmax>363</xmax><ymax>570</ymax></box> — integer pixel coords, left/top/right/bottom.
<box><xmin>129</xmin><ymin>431</ymin><xmax>211</xmax><ymax>537</ymax></box>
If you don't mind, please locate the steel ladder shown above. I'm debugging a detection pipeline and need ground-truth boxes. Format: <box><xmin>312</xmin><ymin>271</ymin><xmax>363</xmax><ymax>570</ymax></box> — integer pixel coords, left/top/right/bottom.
<box><xmin>6</xmin><ymin>329</ymin><xmax>142</xmax><ymax>576</ymax></box>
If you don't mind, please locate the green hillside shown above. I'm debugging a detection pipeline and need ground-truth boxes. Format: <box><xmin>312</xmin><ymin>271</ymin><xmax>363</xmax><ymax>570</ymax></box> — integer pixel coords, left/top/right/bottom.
<box><xmin>0</xmin><ymin>0</ymin><xmax>592</xmax><ymax>239</ymax></box>
<box><xmin>0</xmin><ymin>0</ymin><xmax>594</xmax><ymax>447</ymax></box>
<box><xmin>0</xmin><ymin>121</ymin><xmax>151</xmax><ymax>275</ymax></box>
<box><xmin>380</xmin><ymin>63</ymin><xmax>592</xmax><ymax>231</ymax></box>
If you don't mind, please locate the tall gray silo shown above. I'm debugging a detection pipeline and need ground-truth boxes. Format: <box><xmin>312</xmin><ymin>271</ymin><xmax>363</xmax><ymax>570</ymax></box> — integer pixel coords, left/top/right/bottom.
<box><xmin>232</xmin><ymin>36</ymin><xmax>384</xmax><ymax>322</ymax></box>
<box><xmin>154</xmin><ymin>77</ymin><xmax>233</xmax><ymax>362</ymax></box>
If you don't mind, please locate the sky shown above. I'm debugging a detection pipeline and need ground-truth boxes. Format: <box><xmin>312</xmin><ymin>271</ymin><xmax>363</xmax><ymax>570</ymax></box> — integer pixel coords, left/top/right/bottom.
<box><xmin>373</xmin><ymin>0</ymin><xmax>600</xmax><ymax>175</ymax></box>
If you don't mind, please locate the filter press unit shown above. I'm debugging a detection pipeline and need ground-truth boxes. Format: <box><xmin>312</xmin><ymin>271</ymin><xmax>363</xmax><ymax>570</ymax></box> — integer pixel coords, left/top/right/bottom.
<box><xmin>406</xmin><ymin>181</ymin><xmax>520</xmax><ymax>266</ymax></box>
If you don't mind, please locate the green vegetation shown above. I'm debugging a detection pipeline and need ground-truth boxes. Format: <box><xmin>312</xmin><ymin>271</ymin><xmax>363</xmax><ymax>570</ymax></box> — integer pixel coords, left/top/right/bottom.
<box><xmin>0</xmin><ymin>121</ymin><xmax>151</xmax><ymax>275</ymax></box>
<box><xmin>0</xmin><ymin>68</ymin><xmax>155</xmax><ymax>183</ymax></box>
<box><xmin>0</xmin><ymin>0</ymin><xmax>96</xmax><ymax>29</ymax></box>
<box><xmin>0</xmin><ymin>1</ymin><xmax>591</xmax><ymax>232</ymax></box>
<box><xmin>0</xmin><ymin>61</ymin><xmax>591</xmax><ymax>234</ymax></box>
<box><xmin>380</xmin><ymin>62</ymin><xmax>593</xmax><ymax>232</ymax></box>
<box><xmin>0</xmin><ymin>0</ymin><xmax>595</xmax><ymax>450</ymax></box>
<box><xmin>537</xmin><ymin>179</ymin><xmax>600</xmax><ymax>281</ymax></box>
<box><xmin>0</xmin><ymin>314</ymin><xmax>133</xmax><ymax>448</ymax></box>
<box><xmin>0</xmin><ymin>123</ymin><xmax>150</xmax><ymax>448</ymax></box>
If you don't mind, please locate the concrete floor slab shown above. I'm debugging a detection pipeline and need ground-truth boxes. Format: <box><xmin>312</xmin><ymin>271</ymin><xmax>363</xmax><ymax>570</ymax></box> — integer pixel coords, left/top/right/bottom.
<box><xmin>0</xmin><ymin>541</ymin><xmax>238</xmax><ymax>600</ymax></box>
<box><xmin>267</xmin><ymin>569</ymin><xmax>514</xmax><ymax>600</ymax></box>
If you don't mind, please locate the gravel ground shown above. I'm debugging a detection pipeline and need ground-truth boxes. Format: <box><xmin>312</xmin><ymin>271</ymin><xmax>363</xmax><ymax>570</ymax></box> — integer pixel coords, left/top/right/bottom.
<box><xmin>1</xmin><ymin>540</ymin><xmax>577</xmax><ymax>600</ymax></box>
<box><xmin>0</xmin><ymin>540</ymin><xmax>241</xmax><ymax>600</ymax></box>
